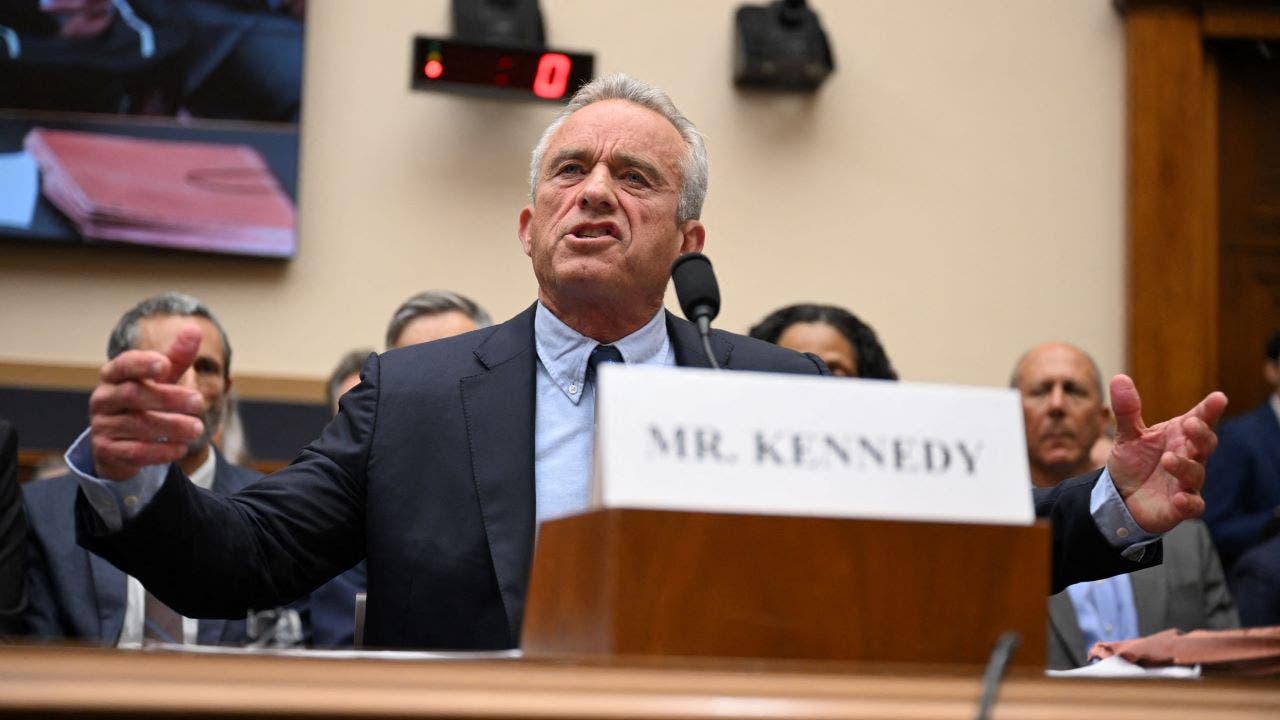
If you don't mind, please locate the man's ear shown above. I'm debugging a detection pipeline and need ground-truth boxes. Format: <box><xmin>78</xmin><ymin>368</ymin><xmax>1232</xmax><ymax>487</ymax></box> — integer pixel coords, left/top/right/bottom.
<box><xmin>678</xmin><ymin>219</ymin><xmax>706</xmax><ymax>255</ymax></box>
<box><xmin>518</xmin><ymin>206</ymin><xmax>534</xmax><ymax>257</ymax></box>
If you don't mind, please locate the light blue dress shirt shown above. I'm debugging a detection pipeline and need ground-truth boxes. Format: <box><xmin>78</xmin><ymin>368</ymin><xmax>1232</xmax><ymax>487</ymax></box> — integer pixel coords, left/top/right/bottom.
<box><xmin>1066</xmin><ymin>573</ymin><xmax>1139</xmax><ymax>654</ymax></box>
<box><xmin>1088</xmin><ymin>469</ymin><xmax>1159</xmax><ymax>561</ymax></box>
<box><xmin>531</xmin><ymin>303</ymin><xmax>673</xmax><ymax>526</ymax></box>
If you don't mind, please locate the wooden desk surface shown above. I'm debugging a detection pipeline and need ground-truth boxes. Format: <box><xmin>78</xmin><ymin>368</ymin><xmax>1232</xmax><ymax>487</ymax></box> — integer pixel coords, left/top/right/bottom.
<box><xmin>0</xmin><ymin>645</ymin><xmax>1277</xmax><ymax>719</ymax></box>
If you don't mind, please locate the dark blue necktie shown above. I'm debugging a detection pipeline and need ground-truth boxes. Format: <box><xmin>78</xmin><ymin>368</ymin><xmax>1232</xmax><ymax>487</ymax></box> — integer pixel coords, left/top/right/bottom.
<box><xmin>587</xmin><ymin>344</ymin><xmax>624</xmax><ymax>377</ymax></box>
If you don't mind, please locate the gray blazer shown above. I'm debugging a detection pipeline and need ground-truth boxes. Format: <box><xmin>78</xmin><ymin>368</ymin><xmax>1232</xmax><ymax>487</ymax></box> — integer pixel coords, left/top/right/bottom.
<box><xmin>23</xmin><ymin>451</ymin><xmax>261</xmax><ymax>644</ymax></box>
<box><xmin>1046</xmin><ymin>519</ymin><xmax>1239</xmax><ymax>669</ymax></box>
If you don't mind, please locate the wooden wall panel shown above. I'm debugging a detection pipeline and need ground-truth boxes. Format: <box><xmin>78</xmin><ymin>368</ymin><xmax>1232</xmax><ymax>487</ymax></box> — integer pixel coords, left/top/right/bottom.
<box><xmin>1124</xmin><ymin>6</ymin><xmax>1219</xmax><ymax>423</ymax></box>
<box><xmin>1216</xmin><ymin>44</ymin><xmax>1280</xmax><ymax>415</ymax></box>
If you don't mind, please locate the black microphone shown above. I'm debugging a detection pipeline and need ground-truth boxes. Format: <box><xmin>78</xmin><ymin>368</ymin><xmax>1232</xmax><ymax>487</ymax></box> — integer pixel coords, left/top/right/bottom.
<box><xmin>975</xmin><ymin>631</ymin><xmax>1020</xmax><ymax>720</ymax></box>
<box><xmin>671</xmin><ymin>252</ymin><xmax>722</xmax><ymax>370</ymax></box>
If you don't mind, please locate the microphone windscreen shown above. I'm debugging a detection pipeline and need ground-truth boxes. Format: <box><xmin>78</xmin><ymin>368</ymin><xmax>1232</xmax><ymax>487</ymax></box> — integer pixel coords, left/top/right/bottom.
<box><xmin>671</xmin><ymin>252</ymin><xmax>721</xmax><ymax>322</ymax></box>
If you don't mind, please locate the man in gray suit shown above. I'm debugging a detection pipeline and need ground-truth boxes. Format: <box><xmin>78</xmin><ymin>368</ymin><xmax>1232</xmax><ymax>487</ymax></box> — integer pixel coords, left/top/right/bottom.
<box><xmin>1013</xmin><ymin>342</ymin><xmax>1239</xmax><ymax>669</ymax></box>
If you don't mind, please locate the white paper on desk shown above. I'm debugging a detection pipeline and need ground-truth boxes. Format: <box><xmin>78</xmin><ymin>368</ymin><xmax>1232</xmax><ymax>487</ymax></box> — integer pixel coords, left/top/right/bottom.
<box><xmin>1046</xmin><ymin>655</ymin><xmax>1201</xmax><ymax>679</ymax></box>
<box><xmin>0</xmin><ymin>151</ymin><xmax>38</xmax><ymax>228</ymax></box>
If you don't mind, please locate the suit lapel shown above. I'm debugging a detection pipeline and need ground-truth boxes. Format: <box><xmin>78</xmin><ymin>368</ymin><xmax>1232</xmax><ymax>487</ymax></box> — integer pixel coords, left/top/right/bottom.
<box><xmin>665</xmin><ymin>311</ymin><xmax>732</xmax><ymax>368</ymax></box>
<box><xmin>88</xmin><ymin>552</ymin><xmax>126</xmax><ymax>644</ymax></box>
<box><xmin>460</xmin><ymin>304</ymin><xmax>538</xmax><ymax>642</ymax></box>
<box><xmin>1047</xmin><ymin>592</ymin><xmax>1088</xmax><ymax>668</ymax></box>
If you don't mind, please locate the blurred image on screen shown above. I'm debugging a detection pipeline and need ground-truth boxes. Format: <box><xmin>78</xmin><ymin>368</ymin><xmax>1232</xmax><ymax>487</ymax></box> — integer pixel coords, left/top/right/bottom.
<box><xmin>0</xmin><ymin>0</ymin><xmax>305</xmax><ymax>258</ymax></box>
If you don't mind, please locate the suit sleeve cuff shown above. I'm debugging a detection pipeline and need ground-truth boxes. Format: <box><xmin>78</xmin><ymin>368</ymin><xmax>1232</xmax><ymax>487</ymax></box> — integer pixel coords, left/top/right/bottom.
<box><xmin>65</xmin><ymin>428</ymin><xmax>168</xmax><ymax>532</ymax></box>
<box><xmin>1091</xmin><ymin>467</ymin><xmax>1160</xmax><ymax>561</ymax></box>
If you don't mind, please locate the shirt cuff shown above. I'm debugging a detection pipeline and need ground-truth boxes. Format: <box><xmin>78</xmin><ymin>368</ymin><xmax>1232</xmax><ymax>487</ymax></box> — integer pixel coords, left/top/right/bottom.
<box><xmin>1091</xmin><ymin>467</ymin><xmax>1160</xmax><ymax>561</ymax></box>
<box><xmin>65</xmin><ymin>428</ymin><xmax>168</xmax><ymax>533</ymax></box>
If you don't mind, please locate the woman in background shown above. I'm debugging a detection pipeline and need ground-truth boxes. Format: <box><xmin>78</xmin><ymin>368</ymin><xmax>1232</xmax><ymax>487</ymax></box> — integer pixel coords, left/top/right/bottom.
<box><xmin>749</xmin><ymin>304</ymin><xmax>898</xmax><ymax>380</ymax></box>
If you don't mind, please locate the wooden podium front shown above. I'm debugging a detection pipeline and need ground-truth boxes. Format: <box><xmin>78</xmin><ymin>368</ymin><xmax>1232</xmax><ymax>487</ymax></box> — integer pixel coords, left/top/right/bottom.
<box><xmin>521</xmin><ymin>509</ymin><xmax>1049</xmax><ymax>668</ymax></box>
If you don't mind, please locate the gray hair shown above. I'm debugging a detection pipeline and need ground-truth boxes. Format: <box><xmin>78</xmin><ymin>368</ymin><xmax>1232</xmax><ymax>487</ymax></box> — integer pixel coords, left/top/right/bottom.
<box><xmin>384</xmin><ymin>290</ymin><xmax>492</xmax><ymax>349</ymax></box>
<box><xmin>107</xmin><ymin>292</ymin><xmax>232</xmax><ymax>379</ymax></box>
<box><xmin>528</xmin><ymin>73</ymin><xmax>709</xmax><ymax>223</ymax></box>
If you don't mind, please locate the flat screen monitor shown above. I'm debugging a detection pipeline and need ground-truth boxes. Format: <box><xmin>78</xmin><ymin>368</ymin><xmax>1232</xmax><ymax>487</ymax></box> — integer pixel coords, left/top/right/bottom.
<box><xmin>0</xmin><ymin>0</ymin><xmax>305</xmax><ymax>259</ymax></box>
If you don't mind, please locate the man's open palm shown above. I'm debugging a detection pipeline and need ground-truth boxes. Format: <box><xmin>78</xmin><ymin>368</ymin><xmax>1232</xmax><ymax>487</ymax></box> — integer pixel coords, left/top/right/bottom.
<box><xmin>1106</xmin><ymin>374</ymin><xmax>1228</xmax><ymax>534</ymax></box>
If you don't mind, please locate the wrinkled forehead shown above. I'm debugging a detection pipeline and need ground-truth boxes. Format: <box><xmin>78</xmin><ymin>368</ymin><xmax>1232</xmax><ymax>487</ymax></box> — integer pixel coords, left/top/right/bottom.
<box><xmin>546</xmin><ymin>99</ymin><xmax>687</xmax><ymax>170</ymax></box>
<box><xmin>1018</xmin><ymin>347</ymin><xmax>1099</xmax><ymax>387</ymax></box>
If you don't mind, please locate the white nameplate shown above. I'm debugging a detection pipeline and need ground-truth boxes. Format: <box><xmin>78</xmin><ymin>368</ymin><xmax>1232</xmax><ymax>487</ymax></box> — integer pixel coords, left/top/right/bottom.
<box><xmin>593</xmin><ymin>364</ymin><xmax>1034</xmax><ymax>525</ymax></box>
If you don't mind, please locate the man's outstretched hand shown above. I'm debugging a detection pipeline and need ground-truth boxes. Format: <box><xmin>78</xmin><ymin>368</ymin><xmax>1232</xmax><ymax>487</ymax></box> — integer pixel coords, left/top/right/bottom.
<box><xmin>88</xmin><ymin>325</ymin><xmax>206</xmax><ymax>480</ymax></box>
<box><xmin>1107</xmin><ymin>374</ymin><xmax>1228</xmax><ymax>535</ymax></box>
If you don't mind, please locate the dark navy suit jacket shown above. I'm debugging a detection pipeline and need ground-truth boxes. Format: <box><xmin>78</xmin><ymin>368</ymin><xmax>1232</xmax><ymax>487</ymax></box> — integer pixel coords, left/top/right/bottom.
<box><xmin>1203</xmin><ymin>401</ymin><xmax>1280</xmax><ymax>570</ymax></box>
<box><xmin>0</xmin><ymin>419</ymin><xmax>26</xmax><ymax>635</ymax></box>
<box><xmin>78</xmin><ymin>305</ymin><xmax>1157</xmax><ymax>649</ymax></box>
<box><xmin>309</xmin><ymin>560</ymin><xmax>365</xmax><ymax>648</ymax></box>
<box><xmin>1230</xmin><ymin>532</ymin><xmax>1280</xmax><ymax>627</ymax></box>
<box><xmin>25</xmin><ymin>451</ymin><xmax>259</xmax><ymax>644</ymax></box>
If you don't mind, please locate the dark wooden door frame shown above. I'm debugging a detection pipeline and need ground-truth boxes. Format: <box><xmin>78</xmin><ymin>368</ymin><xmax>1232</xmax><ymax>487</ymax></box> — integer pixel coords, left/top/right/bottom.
<box><xmin>1116</xmin><ymin>0</ymin><xmax>1280</xmax><ymax>422</ymax></box>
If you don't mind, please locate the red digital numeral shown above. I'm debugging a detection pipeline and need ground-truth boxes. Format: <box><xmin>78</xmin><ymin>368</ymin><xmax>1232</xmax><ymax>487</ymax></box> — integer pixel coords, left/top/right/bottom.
<box><xmin>532</xmin><ymin>53</ymin><xmax>571</xmax><ymax>99</ymax></box>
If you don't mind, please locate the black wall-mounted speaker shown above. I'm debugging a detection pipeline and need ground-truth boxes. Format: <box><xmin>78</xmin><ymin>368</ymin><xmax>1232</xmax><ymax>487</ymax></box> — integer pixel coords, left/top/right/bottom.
<box><xmin>734</xmin><ymin>0</ymin><xmax>835</xmax><ymax>91</ymax></box>
<box><xmin>451</xmin><ymin>0</ymin><xmax>545</xmax><ymax>47</ymax></box>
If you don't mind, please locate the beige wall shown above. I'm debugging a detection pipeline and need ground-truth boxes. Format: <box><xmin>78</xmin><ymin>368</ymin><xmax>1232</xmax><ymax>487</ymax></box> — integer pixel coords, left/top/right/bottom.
<box><xmin>0</xmin><ymin>0</ymin><xmax>1126</xmax><ymax>389</ymax></box>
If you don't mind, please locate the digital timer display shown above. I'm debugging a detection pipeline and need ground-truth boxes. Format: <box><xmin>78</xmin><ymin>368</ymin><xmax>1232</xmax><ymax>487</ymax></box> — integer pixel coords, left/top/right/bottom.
<box><xmin>411</xmin><ymin>37</ymin><xmax>594</xmax><ymax>102</ymax></box>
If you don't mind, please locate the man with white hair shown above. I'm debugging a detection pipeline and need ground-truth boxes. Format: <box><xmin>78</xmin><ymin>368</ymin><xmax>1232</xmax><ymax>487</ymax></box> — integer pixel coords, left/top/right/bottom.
<box><xmin>69</xmin><ymin>76</ymin><xmax>1226</xmax><ymax>650</ymax></box>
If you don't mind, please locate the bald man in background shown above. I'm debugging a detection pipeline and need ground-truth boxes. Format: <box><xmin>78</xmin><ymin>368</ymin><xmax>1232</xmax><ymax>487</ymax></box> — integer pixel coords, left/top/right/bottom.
<box><xmin>1014</xmin><ymin>343</ymin><xmax>1238</xmax><ymax>668</ymax></box>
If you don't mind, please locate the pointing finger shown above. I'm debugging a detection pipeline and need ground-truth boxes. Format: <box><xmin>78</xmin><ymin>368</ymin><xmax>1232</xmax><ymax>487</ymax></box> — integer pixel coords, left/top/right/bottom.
<box><xmin>160</xmin><ymin>324</ymin><xmax>203</xmax><ymax>384</ymax></box>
